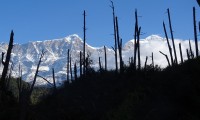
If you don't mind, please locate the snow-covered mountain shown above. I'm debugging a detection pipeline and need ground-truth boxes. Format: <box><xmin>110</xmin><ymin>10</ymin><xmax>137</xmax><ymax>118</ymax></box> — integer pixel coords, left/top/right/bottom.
<box><xmin>0</xmin><ymin>34</ymin><xmax>198</xmax><ymax>85</ymax></box>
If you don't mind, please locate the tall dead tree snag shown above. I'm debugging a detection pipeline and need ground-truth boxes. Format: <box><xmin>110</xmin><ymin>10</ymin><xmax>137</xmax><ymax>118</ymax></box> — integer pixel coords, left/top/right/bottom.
<box><xmin>29</xmin><ymin>50</ymin><xmax>45</xmax><ymax>97</ymax></box>
<box><xmin>133</xmin><ymin>9</ymin><xmax>138</xmax><ymax>69</ymax></box>
<box><xmin>133</xmin><ymin>9</ymin><xmax>141</xmax><ymax>70</ymax></box>
<box><xmin>0</xmin><ymin>30</ymin><xmax>14</xmax><ymax>91</ymax></box>
<box><xmin>110</xmin><ymin>0</ymin><xmax>118</xmax><ymax>72</ymax></box>
<box><xmin>115</xmin><ymin>17</ymin><xmax>123</xmax><ymax>73</ymax></box>
<box><xmin>167</xmin><ymin>8</ymin><xmax>178</xmax><ymax>64</ymax></box>
<box><xmin>83</xmin><ymin>10</ymin><xmax>86</xmax><ymax>75</ymax></box>
<box><xmin>137</xmin><ymin>27</ymin><xmax>141</xmax><ymax>70</ymax></box>
<box><xmin>193</xmin><ymin>7</ymin><xmax>199</xmax><ymax>57</ymax></box>
<box><xmin>163</xmin><ymin>21</ymin><xmax>173</xmax><ymax>66</ymax></box>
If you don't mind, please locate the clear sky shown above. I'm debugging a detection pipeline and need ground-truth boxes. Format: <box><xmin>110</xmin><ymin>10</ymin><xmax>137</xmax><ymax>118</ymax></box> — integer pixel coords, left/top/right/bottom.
<box><xmin>0</xmin><ymin>0</ymin><xmax>199</xmax><ymax>47</ymax></box>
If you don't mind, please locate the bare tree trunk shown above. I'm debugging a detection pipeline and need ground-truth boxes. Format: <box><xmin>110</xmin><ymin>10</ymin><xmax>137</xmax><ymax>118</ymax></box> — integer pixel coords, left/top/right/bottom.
<box><xmin>74</xmin><ymin>62</ymin><xmax>77</xmax><ymax>81</ymax></box>
<box><xmin>186</xmin><ymin>49</ymin><xmax>190</xmax><ymax>60</ymax></box>
<box><xmin>167</xmin><ymin>8</ymin><xmax>178</xmax><ymax>64</ymax></box>
<box><xmin>163</xmin><ymin>21</ymin><xmax>174</xmax><ymax>66</ymax></box>
<box><xmin>83</xmin><ymin>10</ymin><xmax>86</xmax><ymax>75</ymax></box>
<box><xmin>193</xmin><ymin>7</ymin><xmax>199</xmax><ymax>57</ymax></box>
<box><xmin>104</xmin><ymin>46</ymin><xmax>107</xmax><ymax>71</ymax></box>
<box><xmin>115</xmin><ymin>17</ymin><xmax>123</xmax><ymax>73</ymax></box>
<box><xmin>0</xmin><ymin>30</ymin><xmax>14</xmax><ymax>91</ymax></box>
<box><xmin>137</xmin><ymin>27</ymin><xmax>141</xmax><ymax>70</ymax></box>
<box><xmin>67</xmin><ymin>49</ymin><xmax>70</xmax><ymax>82</ymax></box>
<box><xmin>99</xmin><ymin>57</ymin><xmax>101</xmax><ymax>70</ymax></box>
<box><xmin>80</xmin><ymin>51</ymin><xmax>82</xmax><ymax>78</ymax></box>
<box><xmin>189</xmin><ymin>39</ymin><xmax>194</xmax><ymax>59</ymax></box>
<box><xmin>151</xmin><ymin>52</ymin><xmax>154</xmax><ymax>70</ymax></box>
<box><xmin>159</xmin><ymin>51</ymin><xmax>171</xmax><ymax>67</ymax></box>
<box><xmin>110</xmin><ymin>1</ymin><xmax>118</xmax><ymax>72</ymax></box>
<box><xmin>29</xmin><ymin>50</ymin><xmax>45</xmax><ymax>97</ymax></box>
<box><xmin>52</xmin><ymin>68</ymin><xmax>56</xmax><ymax>92</ymax></box>
<box><xmin>70</xmin><ymin>55</ymin><xmax>73</xmax><ymax>81</ymax></box>
<box><xmin>179</xmin><ymin>43</ymin><xmax>183</xmax><ymax>64</ymax></box>
<box><xmin>144</xmin><ymin>56</ymin><xmax>148</xmax><ymax>71</ymax></box>
<box><xmin>133</xmin><ymin>9</ymin><xmax>138</xmax><ymax>70</ymax></box>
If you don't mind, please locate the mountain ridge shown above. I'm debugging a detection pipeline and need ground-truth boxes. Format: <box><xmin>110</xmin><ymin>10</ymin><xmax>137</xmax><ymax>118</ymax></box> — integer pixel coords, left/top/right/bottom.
<box><xmin>0</xmin><ymin>34</ymin><xmax>198</xmax><ymax>85</ymax></box>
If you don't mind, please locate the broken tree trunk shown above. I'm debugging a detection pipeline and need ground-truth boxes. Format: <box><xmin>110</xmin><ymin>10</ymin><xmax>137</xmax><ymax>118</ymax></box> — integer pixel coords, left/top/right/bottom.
<box><xmin>29</xmin><ymin>50</ymin><xmax>45</xmax><ymax>98</ymax></box>
<box><xmin>110</xmin><ymin>0</ymin><xmax>118</xmax><ymax>72</ymax></box>
<box><xmin>167</xmin><ymin>8</ymin><xmax>178</xmax><ymax>64</ymax></box>
<box><xmin>179</xmin><ymin>43</ymin><xmax>183</xmax><ymax>64</ymax></box>
<box><xmin>159</xmin><ymin>51</ymin><xmax>171</xmax><ymax>67</ymax></box>
<box><xmin>116</xmin><ymin>17</ymin><xmax>123</xmax><ymax>73</ymax></box>
<box><xmin>189</xmin><ymin>39</ymin><xmax>194</xmax><ymax>59</ymax></box>
<box><xmin>144</xmin><ymin>56</ymin><xmax>148</xmax><ymax>71</ymax></box>
<box><xmin>163</xmin><ymin>21</ymin><xmax>174</xmax><ymax>66</ymax></box>
<box><xmin>0</xmin><ymin>30</ymin><xmax>14</xmax><ymax>91</ymax></box>
<box><xmin>193</xmin><ymin>7</ymin><xmax>199</xmax><ymax>57</ymax></box>
<box><xmin>137</xmin><ymin>27</ymin><xmax>141</xmax><ymax>70</ymax></box>
<box><xmin>133</xmin><ymin>9</ymin><xmax>138</xmax><ymax>70</ymax></box>
<box><xmin>83</xmin><ymin>10</ymin><xmax>86</xmax><ymax>75</ymax></box>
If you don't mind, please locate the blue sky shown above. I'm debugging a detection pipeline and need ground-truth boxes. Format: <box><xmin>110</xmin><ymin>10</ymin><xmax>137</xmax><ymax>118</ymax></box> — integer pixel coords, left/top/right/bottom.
<box><xmin>0</xmin><ymin>0</ymin><xmax>199</xmax><ymax>47</ymax></box>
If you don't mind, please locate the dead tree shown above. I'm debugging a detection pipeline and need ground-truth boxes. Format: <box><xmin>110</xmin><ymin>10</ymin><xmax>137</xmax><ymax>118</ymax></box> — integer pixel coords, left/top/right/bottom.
<box><xmin>5</xmin><ymin>62</ymin><xmax>14</xmax><ymax>90</ymax></box>
<box><xmin>186</xmin><ymin>49</ymin><xmax>190</xmax><ymax>60</ymax></box>
<box><xmin>189</xmin><ymin>39</ymin><xmax>194</xmax><ymax>59</ymax></box>
<box><xmin>52</xmin><ymin>68</ymin><xmax>56</xmax><ymax>92</ymax></box>
<box><xmin>167</xmin><ymin>8</ymin><xmax>178</xmax><ymax>64</ymax></box>
<box><xmin>144</xmin><ymin>56</ymin><xmax>148</xmax><ymax>71</ymax></box>
<box><xmin>133</xmin><ymin>9</ymin><xmax>139</xmax><ymax>69</ymax></box>
<box><xmin>151</xmin><ymin>52</ymin><xmax>154</xmax><ymax>70</ymax></box>
<box><xmin>137</xmin><ymin>27</ymin><xmax>141</xmax><ymax>70</ymax></box>
<box><xmin>104</xmin><ymin>46</ymin><xmax>107</xmax><ymax>71</ymax></box>
<box><xmin>99</xmin><ymin>57</ymin><xmax>102</xmax><ymax>71</ymax></box>
<box><xmin>17</xmin><ymin>64</ymin><xmax>22</xmax><ymax>102</ymax></box>
<box><xmin>79</xmin><ymin>51</ymin><xmax>82</xmax><ymax>77</ymax></box>
<box><xmin>110</xmin><ymin>0</ymin><xmax>118</xmax><ymax>72</ymax></box>
<box><xmin>163</xmin><ymin>21</ymin><xmax>174</xmax><ymax>66</ymax></box>
<box><xmin>193</xmin><ymin>7</ymin><xmax>198</xmax><ymax>57</ymax></box>
<box><xmin>70</xmin><ymin>54</ymin><xmax>73</xmax><ymax>81</ymax></box>
<box><xmin>74</xmin><ymin>62</ymin><xmax>77</xmax><ymax>81</ymax></box>
<box><xmin>67</xmin><ymin>49</ymin><xmax>70</xmax><ymax>82</ymax></box>
<box><xmin>159</xmin><ymin>51</ymin><xmax>171</xmax><ymax>67</ymax></box>
<box><xmin>29</xmin><ymin>50</ymin><xmax>45</xmax><ymax>97</ymax></box>
<box><xmin>179</xmin><ymin>43</ymin><xmax>183</xmax><ymax>64</ymax></box>
<box><xmin>116</xmin><ymin>17</ymin><xmax>123</xmax><ymax>73</ymax></box>
<box><xmin>83</xmin><ymin>10</ymin><xmax>86</xmax><ymax>75</ymax></box>
<box><xmin>0</xmin><ymin>30</ymin><xmax>14</xmax><ymax>91</ymax></box>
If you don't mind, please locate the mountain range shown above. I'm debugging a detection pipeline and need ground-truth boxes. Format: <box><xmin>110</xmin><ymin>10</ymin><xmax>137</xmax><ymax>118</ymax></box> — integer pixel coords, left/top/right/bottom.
<box><xmin>0</xmin><ymin>34</ymin><xmax>198</xmax><ymax>85</ymax></box>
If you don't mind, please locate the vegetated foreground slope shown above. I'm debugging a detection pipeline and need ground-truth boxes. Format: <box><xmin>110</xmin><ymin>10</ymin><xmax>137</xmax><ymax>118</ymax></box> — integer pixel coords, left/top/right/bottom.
<box><xmin>31</xmin><ymin>57</ymin><xmax>200</xmax><ymax>120</ymax></box>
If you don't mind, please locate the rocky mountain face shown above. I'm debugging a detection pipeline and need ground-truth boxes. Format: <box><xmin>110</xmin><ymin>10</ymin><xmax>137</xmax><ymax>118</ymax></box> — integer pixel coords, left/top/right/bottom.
<box><xmin>0</xmin><ymin>34</ymin><xmax>195</xmax><ymax>85</ymax></box>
